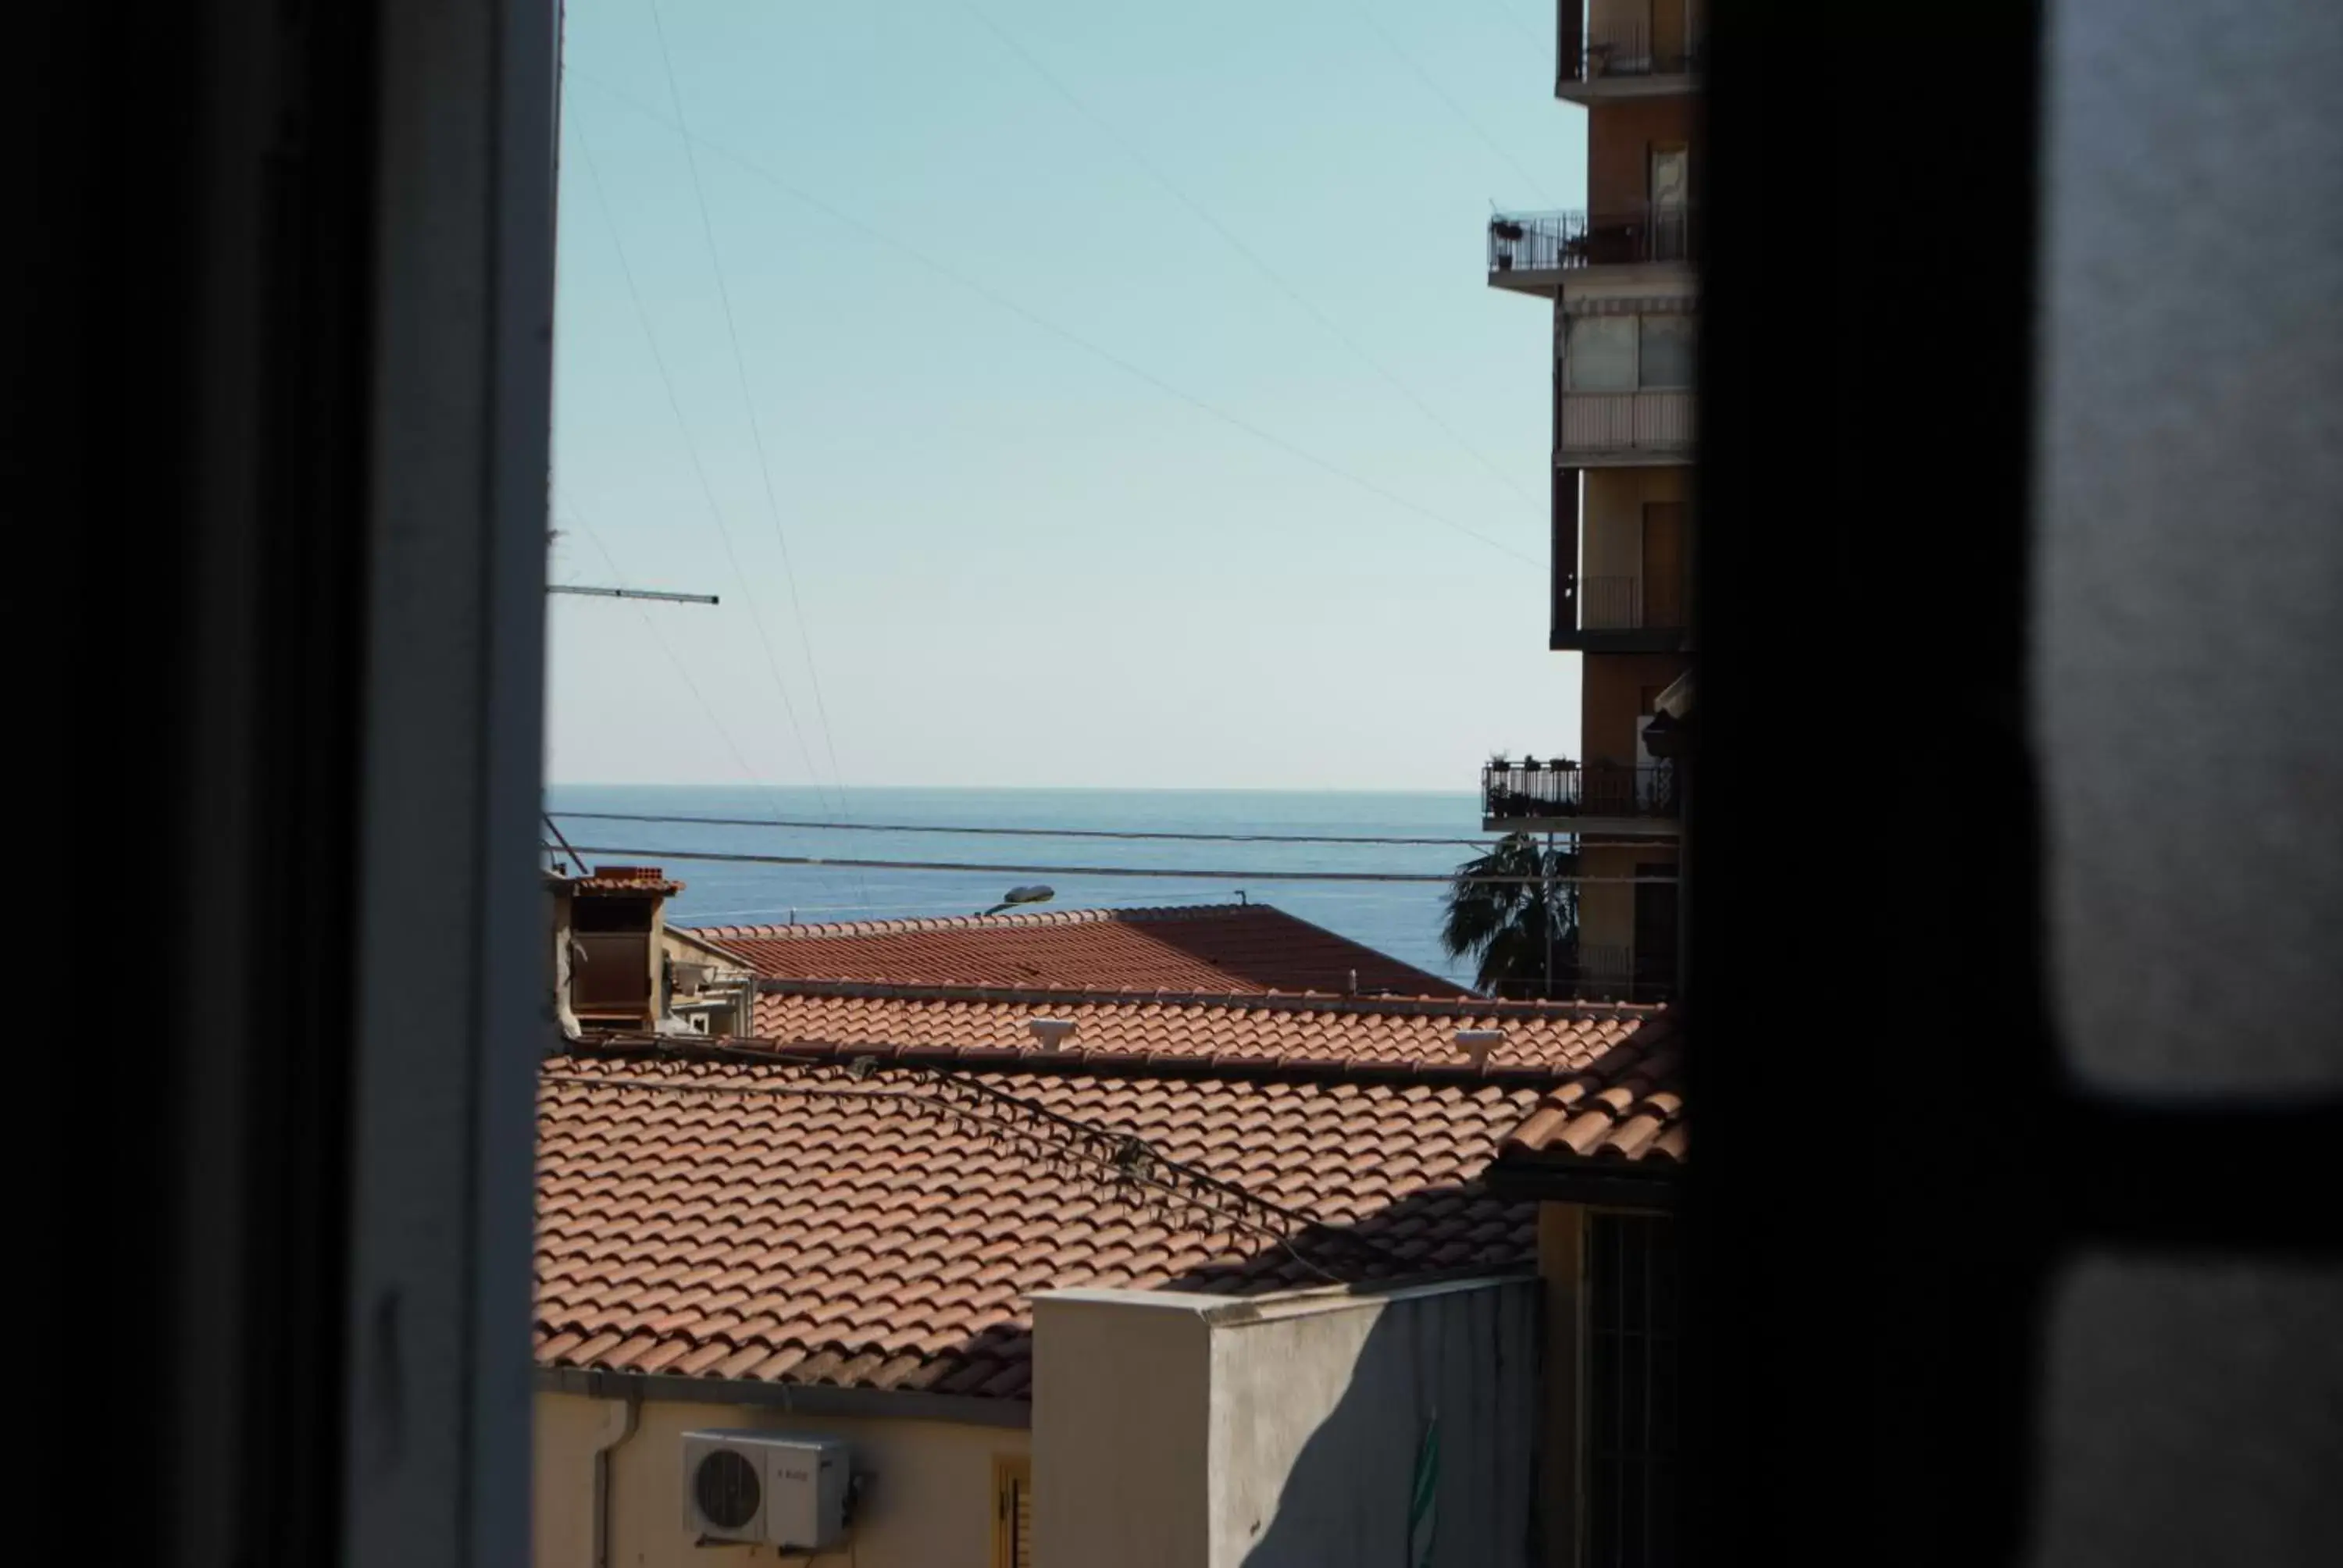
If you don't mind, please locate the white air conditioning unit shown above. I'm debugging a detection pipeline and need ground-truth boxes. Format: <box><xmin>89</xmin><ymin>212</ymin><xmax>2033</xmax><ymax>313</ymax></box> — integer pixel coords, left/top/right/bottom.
<box><xmin>681</xmin><ymin>1431</ymin><xmax>850</xmax><ymax>1549</ymax></box>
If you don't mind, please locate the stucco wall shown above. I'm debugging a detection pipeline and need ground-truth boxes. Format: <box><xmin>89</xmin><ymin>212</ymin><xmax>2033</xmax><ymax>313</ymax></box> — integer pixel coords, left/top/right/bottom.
<box><xmin>1212</xmin><ymin>1279</ymin><xmax>1542</xmax><ymax>1568</ymax></box>
<box><xmin>1586</xmin><ymin>97</ymin><xmax>1694</xmax><ymax>214</ymax></box>
<box><xmin>1034</xmin><ymin>1278</ymin><xmax>1540</xmax><ymax>1568</ymax></box>
<box><xmin>536</xmin><ymin>1392</ymin><xmax>1026</xmax><ymax>1568</ymax></box>
<box><xmin>1580</xmin><ymin>653</ymin><xmax>1691</xmax><ymax>765</ymax></box>
<box><xmin>1582</xmin><ymin>467</ymin><xmax>1693</xmax><ymax>589</ymax></box>
<box><xmin>1030</xmin><ymin>1290</ymin><xmax>1214</xmax><ymax>1568</ymax></box>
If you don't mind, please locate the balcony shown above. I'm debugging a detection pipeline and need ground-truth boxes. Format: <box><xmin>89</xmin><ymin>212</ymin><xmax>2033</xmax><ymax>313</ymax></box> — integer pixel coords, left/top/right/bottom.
<box><xmin>1482</xmin><ymin>943</ymin><xmax>1677</xmax><ymax>1003</ymax></box>
<box><xmin>1557</xmin><ymin>15</ymin><xmax>1706</xmax><ymax>101</ymax></box>
<box><xmin>1561</xmin><ymin>943</ymin><xmax>1678</xmax><ymax>1003</ymax></box>
<box><xmin>1557</xmin><ymin>390</ymin><xmax>1695</xmax><ymax>464</ymax></box>
<box><xmin>1553</xmin><ymin>575</ymin><xmax>1691</xmax><ymax>652</ymax></box>
<box><xmin>1482</xmin><ymin>759</ymin><xmax>1682</xmax><ymax>832</ymax></box>
<box><xmin>1488</xmin><ymin>208</ymin><xmax>1695</xmax><ymax>294</ymax></box>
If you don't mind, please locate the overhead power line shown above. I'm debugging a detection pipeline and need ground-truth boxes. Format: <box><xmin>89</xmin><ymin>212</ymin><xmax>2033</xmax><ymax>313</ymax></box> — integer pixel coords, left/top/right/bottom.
<box><xmin>958</xmin><ymin>0</ymin><xmax>1539</xmax><ymax>511</ymax></box>
<box><xmin>545</xmin><ymin>841</ymin><xmax>1679</xmax><ymax>886</ymax></box>
<box><xmin>644</xmin><ymin>0</ymin><xmax>861</xmax><ymax>844</ymax></box>
<box><xmin>547</xmin><ymin>807</ymin><xmax>1669</xmax><ymax>850</ymax></box>
<box><xmin>551</xmin><ymin>497</ymin><xmax>872</xmax><ymax>918</ymax></box>
<box><xmin>1346</xmin><ymin>0</ymin><xmax>1557</xmax><ymax>205</ymax></box>
<box><xmin>570</xmin><ymin>116</ymin><xmax>843</xmax><ymax>821</ymax></box>
<box><xmin>568</xmin><ymin>69</ymin><xmax>1539</xmax><ymax>567</ymax></box>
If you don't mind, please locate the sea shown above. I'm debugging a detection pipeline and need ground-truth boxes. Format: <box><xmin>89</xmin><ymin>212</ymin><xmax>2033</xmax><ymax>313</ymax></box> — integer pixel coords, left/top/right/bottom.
<box><xmin>542</xmin><ymin>785</ymin><xmax>1487</xmax><ymax>988</ymax></box>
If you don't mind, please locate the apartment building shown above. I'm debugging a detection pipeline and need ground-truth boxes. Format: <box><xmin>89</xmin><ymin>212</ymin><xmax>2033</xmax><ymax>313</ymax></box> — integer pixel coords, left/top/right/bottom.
<box><xmin>1482</xmin><ymin>1</ymin><xmax>1700</xmax><ymax>1004</ymax></box>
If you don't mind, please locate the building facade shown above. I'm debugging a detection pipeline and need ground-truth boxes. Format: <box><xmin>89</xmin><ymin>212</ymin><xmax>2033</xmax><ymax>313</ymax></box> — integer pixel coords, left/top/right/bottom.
<box><xmin>1483</xmin><ymin>0</ymin><xmax>1702</xmax><ymax>1003</ymax></box>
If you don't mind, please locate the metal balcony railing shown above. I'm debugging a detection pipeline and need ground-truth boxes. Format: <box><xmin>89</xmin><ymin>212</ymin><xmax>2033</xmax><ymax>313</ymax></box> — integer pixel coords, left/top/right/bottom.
<box><xmin>1489</xmin><ymin>207</ymin><xmax>1695</xmax><ymax>276</ymax></box>
<box><xmin>1557</xmin><ymin>391</ymin><xmax>1696</xmax><ymax>456</ymax></box>
<box><xmin>1572</xmin><ymin>576</ymin><xmax>1689</xmax><ymax>633</ymax></box>
<box><xmin>1482</xmin><ymin>943</ymin><xmax>1677</xmax><ymax>1003</ymax></box>
<box><xmin>1579</xmin><ymin>576</ymin><xmax>1642</xmax><ymax>630</ymax></box>
<box><xmin>1482</xmin><ymin>761</ymin><xmax>1682</xmax><ymax>822</ymax></box>
<box><xmin>1558</xmin><ymin>15</ymin><xmax>1706</xmax><ymax>88</ymax></box>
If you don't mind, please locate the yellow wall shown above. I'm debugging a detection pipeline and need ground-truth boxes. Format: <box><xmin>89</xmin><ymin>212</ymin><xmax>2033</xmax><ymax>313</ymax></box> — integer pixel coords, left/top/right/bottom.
<box><xmin>1537</xmin><ymin>1204</ymin><xmax>1587</xmax><ymax>1568</ymax></box>
<box><xmin>1576</xmin><ymin>841</ymin><xmax>1678</xmax><ymax>960</ymax></box>
<box><xmin>1581</xmin><ymin>467</ymin><xmax>1692</xmax><ymax>586</ymax></box>
<box><xmin>535</xmin><ymin>1392</ymin><xmax>1027</xmax><ymax>1568</ymax></box>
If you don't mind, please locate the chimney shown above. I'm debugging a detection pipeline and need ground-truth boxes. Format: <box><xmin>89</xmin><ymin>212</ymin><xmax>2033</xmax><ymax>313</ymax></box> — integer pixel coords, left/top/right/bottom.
<box><xmin>1027</xmin><ymin>1017</ymin><xmax>1078</xmax><ymax>1053</ymax></box>
<box><xmin>547</xmin><ymin>864</ymin><xmax>683</xmax><ymax>1037</ymax></box>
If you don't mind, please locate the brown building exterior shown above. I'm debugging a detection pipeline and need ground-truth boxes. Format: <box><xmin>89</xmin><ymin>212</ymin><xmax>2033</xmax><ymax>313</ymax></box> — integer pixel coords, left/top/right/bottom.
<box><xmin>1482</xmin><ymin>0</ymin><xmax>1700</xmax><ymax>1007</ymax></box>
<box><xmin>1480</xmin><ymin>9</ymin><xmax>1699</xmax><ymax>1566</ymax></box>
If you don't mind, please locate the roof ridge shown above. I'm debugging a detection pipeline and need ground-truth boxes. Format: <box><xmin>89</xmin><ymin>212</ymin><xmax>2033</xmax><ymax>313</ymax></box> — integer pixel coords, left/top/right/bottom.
<box><xmin>554</xmin><ymin>1035</ymin><xmax>1596</xmax><ymax>1089</ymax></box>
<box><xmin>751</xmin><ymin>976</ymin><xmax>1667</xmax><ymax>1021</ymax></box>
<box><xmin>687</xmin><ymin>903</ymin><xmax>1261</xmax><ymax>942</ymax></box>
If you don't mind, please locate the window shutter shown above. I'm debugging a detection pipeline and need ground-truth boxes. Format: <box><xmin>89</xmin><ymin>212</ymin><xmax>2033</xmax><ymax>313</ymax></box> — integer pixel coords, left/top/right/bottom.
<box><xmin>992</xmin><ymin>1455</ymin><xmax>1032</xmax><ymax>1568</ymax></box>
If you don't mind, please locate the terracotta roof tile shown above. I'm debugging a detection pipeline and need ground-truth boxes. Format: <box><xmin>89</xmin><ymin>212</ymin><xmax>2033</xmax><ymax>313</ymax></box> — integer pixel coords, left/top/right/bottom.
<box><xmin>690</xmin><ymin>903</ymin><xmax>1467</xmax><ymax>996</ymax></box>
<box><xmin>535</xmin><ymin>1043</ymin><xmax>1567</xmax><ymax>1399</ymax></box>
<box><xmin>1493</xmin><ymin>1032</ymin><xmax>1688</xmax><ymax>1167</ymax></box>
<box><xmin>747</xmin><ymin>986</ymin><xmax>1658</xmax><ymax>1072</ymax></box>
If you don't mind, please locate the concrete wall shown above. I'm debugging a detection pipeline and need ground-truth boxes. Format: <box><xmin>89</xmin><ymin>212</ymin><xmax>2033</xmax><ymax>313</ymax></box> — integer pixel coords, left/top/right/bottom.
<box><xmin>1029</xmin><ymin>1289</ymin><xmax>1214</xmax><ymax>1568</ymax></box>
<box><xmin>1035</xmin><ymin>1278</ymin><xmax>1540</xmax><ymax>1568</ymax></box>
<box><xmin>535</xmin><ymin>1392</ymin><xmax>1026</xmax><ymax>1568</ymax></box>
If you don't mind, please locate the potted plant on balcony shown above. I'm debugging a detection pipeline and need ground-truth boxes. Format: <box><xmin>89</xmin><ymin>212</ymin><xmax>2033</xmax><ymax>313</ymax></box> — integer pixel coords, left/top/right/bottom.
<box><xmin>1491</xmin><ymin>218</ymin><xmax>1525</xmax><ymax>242</ymax></box>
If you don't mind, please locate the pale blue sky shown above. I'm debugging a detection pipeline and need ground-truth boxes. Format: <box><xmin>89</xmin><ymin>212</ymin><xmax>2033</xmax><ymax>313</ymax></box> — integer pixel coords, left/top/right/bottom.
<box><xmin>546</xmin><ymin>0</ymin><xmax>1587</xmax><ymax>789</ymax></box>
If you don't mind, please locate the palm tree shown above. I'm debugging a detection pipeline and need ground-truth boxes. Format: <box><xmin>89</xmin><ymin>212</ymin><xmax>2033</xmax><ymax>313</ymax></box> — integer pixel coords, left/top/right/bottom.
<box><xmin>1441</xmin><ymin>832</ymin><xmax>1578</xmax><ymax>997</ymax></box>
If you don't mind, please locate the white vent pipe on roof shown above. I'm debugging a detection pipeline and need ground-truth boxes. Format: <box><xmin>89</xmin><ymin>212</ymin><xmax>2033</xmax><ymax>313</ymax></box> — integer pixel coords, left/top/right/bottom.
<box><xmin>1028</xmin><ymin>1017</ymin><xmax>1077</xmax><ymax>1053</ymax></box>
<box><xmin>1455</xmin><ymin>1028</ymin><xmax>1503</xmax><ymax>1069</ymax></box>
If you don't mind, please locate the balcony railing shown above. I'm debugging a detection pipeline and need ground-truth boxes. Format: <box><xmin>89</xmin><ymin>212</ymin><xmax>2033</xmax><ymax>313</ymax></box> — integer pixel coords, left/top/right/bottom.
<box><xmin>1489</xmin><ymin>208</ymin><xmax>1695</xmax><ymax>277</ymax></box>
<box><xmin>1482</xmin><ymin>760</ymin><xmax>1682</xmax><ymax>823</ymax></box>
<box><xmin>1558</xmin><ymin>390</ymin><xmax>1695</xmax><ymax>456</ymax></box>
<box><xmin>1558</xmin><ymin>16</ymin><xmax>1706</xmax><ymax>88</ymax></box>
<box><xmin>1483</xmin><ymin>943</ymin><xmax>1677</xmax><ymax>1003</ymax></box>
<box><xmin>1578</xmin><ymin>576</ymin><xmax>1642</xmax><ymax>630</ymax></box>
<box><xmin>1563</xmin><ymin>575</ymin><xmax>1690</xmax><ymax>646</ymax></box>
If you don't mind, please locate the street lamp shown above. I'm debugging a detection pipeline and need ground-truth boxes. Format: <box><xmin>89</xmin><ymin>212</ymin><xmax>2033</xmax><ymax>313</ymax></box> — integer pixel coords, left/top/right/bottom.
<box><xmin>977</xmin><ymin>884</ymin><xmax>1054</xmax><ymax>917</ymax></box>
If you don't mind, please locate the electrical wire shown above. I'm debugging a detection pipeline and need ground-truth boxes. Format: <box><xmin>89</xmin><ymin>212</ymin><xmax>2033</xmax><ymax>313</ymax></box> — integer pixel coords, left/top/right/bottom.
<box><xmin>569</xmin><ymin>115</ymin><xmax>846</xmax><ymax>826</ymax></box>
<box><xmin>1346</xmin><ymin>0</ymin><xmax>1557</xmax><ymax>205</ymax></box>
<box><xmin>544</xmin><ymin>841</ymin><xmax>1679</xmax><ymax>886</ymax></box>
<box><xmin>546</xmin><ymin>806</ymin><xmax>1670</xmax><ymax>850</ymax></box>
<box><xmin>551</xmin><ymin>497</ymin><xmax>870</xmax><ymax>916</ymax></box>
<box><xmin>566</xmin><ymin>69</ymin><xmax>1539</xmax><ymax>567</ymax></box>
<box><xmin>643</xmin><ymin>0</ymin><xmax>866</xmax><ymax>915</ymax></box>
<box><xmin>958</xmin><ymin>0</ymin><xmax>1540</xmax><ymax>511</ymax></box>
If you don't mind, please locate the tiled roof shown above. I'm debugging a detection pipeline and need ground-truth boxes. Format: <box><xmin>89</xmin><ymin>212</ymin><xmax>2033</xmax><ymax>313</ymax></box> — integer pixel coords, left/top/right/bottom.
<box><xmin>1495</xmin><ymin>1023</ymin><xmax>1686</xmax><ymax>1165</ymax></box>
<box><xmin>689</xmin><ymin>903</ymin><xmax>1467</xmax><ymax>997</ymax></box>
<box><xmin>536</xmin><ymin>1047</ymin><xmax>1546</xmax><ymax>1400</ymax></box>
<box><xmin>748</xmin><ymin>985</ymin><xmax>1662</xmax><ymax>1073</ymax></box>
<box><xmin>553</xmin><ymin>864</ymin><xmax>686</xmax><ymax>895</ymax></box>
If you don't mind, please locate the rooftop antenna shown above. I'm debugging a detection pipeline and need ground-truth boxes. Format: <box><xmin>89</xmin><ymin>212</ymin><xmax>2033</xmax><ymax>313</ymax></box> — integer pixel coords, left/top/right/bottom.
<box><xmin>547</xmin><ymin>583</ymin><xmax>720</xmax><ymax>604</ymax></box>
<box><xmin>542</xmin><ymin>811</ymin><xmax>586</xmax><ymax>875</ymax></box>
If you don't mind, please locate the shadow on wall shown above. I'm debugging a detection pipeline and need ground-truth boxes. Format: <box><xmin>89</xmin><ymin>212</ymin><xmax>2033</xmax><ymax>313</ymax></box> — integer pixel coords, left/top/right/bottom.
<box><xmin>1181</xmin><ymin>1183</ymin><xmax>1543</xmax><ymax>1568</ymax></box>
<box><xmin>1235</xmin><ymin>1275</ymin><xmax>1542</xmax><ymax>1566</ymax></box>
